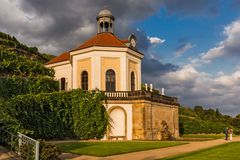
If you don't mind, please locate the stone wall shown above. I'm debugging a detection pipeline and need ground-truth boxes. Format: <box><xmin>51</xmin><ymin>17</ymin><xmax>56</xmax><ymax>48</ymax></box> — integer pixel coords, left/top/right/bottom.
<box><xmin>132</xmin><ymin>100</ymin><xmax>179</xmax><ymax>140</ymax></box>
<box><xmin>107</xmin><ymin>99</ymin><xmax>179</xmax><ymax>140</ymax></box>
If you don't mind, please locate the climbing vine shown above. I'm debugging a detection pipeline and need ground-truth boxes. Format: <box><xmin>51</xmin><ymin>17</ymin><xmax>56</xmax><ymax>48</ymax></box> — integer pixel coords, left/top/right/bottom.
<box><xmin>1</xmin><ymin>89</ymin><xmax>108</xmax><ymax>140</ymax></box>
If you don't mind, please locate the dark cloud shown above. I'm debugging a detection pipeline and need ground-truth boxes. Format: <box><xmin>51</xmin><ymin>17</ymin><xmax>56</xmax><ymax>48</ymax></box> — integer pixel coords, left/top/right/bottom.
<box><xmin>142</xmin><ymin>58</ymin><xmax>178</xmax><ymax>77</ymax></box>
<box><xmin>141</xmin><ymin>57</ymin><xmax>179</xmax><ymax>88</ymax></box>
<box><xmin>16</xmin><ymin>0</ymin><xmax>162</xmax><ymax>54</ymax></box>
<box><xmin>0</xmin><ymin>0</ymin><xmax>221</xmax><ymax>55</ymax></box>
<box><xmin>162</xmin><ymin>0</ymin><xmax>220</xmax><ymax>16</ymax></box>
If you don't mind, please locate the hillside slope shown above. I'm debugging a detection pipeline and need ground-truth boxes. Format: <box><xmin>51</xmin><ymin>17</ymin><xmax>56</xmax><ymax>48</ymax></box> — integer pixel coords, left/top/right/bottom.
<box><xmin>0</xmin><ymin>31</ymin><xmax>56</xmax><ymax>77</ymax></box>
<box><xmin>0</xmin><ymin>32</ymin><xmax>54</xmax><ymax>63</ymax></box>
<box><xmin>0</xmin><ymin>32</ymin><xmax>58</xmax><ymax>98</ymax></box>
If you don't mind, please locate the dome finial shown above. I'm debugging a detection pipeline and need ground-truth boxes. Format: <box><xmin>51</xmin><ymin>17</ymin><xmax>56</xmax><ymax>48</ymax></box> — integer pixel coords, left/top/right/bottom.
<box><xmin>103</xmin><ymin>5</ymin><xmax>108</xmax><ymax>9</ymax></box>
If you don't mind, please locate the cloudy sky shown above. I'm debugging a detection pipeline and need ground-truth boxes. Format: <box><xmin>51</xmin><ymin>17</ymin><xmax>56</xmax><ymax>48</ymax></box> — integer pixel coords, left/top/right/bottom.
<box><xmin>1</xmin><ymin>0</ymin><xmax>240</xmax><ymax>115</ymax></box>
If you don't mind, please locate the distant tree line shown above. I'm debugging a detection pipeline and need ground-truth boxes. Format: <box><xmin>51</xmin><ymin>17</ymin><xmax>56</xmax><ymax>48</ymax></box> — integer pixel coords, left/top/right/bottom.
<box><xmin>179</xmin><ymin>106</ymin><xmax>240</xmax><ymax>135</ymax></box>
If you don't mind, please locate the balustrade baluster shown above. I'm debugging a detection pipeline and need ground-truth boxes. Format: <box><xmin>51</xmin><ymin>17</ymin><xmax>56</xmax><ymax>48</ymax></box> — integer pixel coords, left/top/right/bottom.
<box><xmin>103</xmin><ymin>90</ymin><xmax>177</xmax><ymax>105</ymax></box>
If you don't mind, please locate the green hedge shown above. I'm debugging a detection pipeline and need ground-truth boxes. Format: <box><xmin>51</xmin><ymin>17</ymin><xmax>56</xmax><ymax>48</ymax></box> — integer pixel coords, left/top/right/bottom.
<box><xmin>0</xmin><ymin>76</ymin><xmax>59</xmax><ymax>99</ymax></box>
<box><xmin>179</xmin><ymin>116</ymin><xmax>228</xmax><ymax>135</ymax></box>
<box><xmin>1</xmin><ymin>89</ymin><xmax>108</xmax><ymax>140</ymax></box>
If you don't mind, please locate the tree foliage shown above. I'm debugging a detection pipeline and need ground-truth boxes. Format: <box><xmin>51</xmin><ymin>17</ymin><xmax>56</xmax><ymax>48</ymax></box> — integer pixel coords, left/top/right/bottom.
<box><xmin>0</xmin><ymin>76</ymin><xmax>58</xmax><ymax>99</ymax></box>
<box><xmin>179</xmin><ymin>116</ymin><xmax>228</xmax><ymax>134</ymax></box>
<box><xmin>0</xmin><ymin>50</ymin><xmax>54</xmax><ymax>77</ymax></box>
<box><xmin>179</xmin><ymin>106</ymin><xmax>240</xmax><ymax>135</ymax></box>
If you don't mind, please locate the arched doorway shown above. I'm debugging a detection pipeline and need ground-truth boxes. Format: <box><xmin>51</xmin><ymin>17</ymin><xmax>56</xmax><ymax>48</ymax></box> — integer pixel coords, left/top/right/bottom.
<box><xmin>109</xmin><ymin>107</ymin><xmax>126</xmax><ymax>140</ymax></box>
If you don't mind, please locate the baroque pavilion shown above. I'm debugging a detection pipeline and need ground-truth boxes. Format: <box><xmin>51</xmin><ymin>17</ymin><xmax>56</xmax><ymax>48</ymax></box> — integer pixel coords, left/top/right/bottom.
<box><xmin>45</xmin><ymin>9</ymin><xmax>179</xmax><ymax>140</ymax></box>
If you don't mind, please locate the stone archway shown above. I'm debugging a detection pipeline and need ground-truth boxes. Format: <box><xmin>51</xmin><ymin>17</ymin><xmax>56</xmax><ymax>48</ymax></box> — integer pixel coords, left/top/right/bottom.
<box><xmin>108</xmin><ymin>106</ymin><xmax>127</xmax><ymax>140</ymax></box>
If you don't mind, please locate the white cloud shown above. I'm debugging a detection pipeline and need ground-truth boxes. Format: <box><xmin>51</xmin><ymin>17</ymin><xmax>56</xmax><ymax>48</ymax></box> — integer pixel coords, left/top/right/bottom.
<box><xmin>0</xmin><ymin>0</ymin><xmax>54</xmax><ymax>53</ymax></box>
<box><xmin>147</xmin><ymin>36</ymin><xmax>165</xmax><ymax>45</ymax></box>
<box><xmin>156</xmin><ymin>65</ymin><xmax>240</xmax><ymax>115</ymax></box>
<box><xmin>175</xmin><ymin>43</ymin><xmax>194</xmax><ymax>57</ymax></box>
<box><xmin>153</xmin><ymin>19</ymin><xmax>240</xmax><ymax>115</ymax></box>
<box><xmin>202</xmin><ymin>19</ymin><xmax>240</xmax><ymax>62</ymax></box>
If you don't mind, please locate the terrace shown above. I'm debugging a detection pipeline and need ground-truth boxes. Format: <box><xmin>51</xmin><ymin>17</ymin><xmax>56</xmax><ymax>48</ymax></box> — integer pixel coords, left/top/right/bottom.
<box><xmin>103</xmin><ymin>90</ymin><xmax>179</xmax><ymax>106</ymax></box>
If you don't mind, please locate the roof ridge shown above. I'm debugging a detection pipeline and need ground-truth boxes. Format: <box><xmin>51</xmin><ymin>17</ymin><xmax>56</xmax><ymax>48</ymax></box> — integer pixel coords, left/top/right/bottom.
<box><xmin>107</xmin><ymin>33</ymin><xmax>126</xmax><ymax>46</ymax></box>
<box><xmin>45</xmin><ymin>51</ymin><xmax>70</xmax><ymax>65</ymax></box>
<box><xmin>45</xmin><ymin>33</ymin><xmax>143</xmax><ymax>65</ymax></box>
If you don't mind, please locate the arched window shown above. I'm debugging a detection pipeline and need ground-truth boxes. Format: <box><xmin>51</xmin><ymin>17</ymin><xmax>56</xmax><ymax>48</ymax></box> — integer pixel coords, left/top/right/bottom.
<box><xmin>100</xmin><ymin>22</ymin><xmax>103</xmax><ymax>32</ymax></box>
<box><xmin>131</xmin><ymin>72</ymin><xmax>135</xmax><ymax>91</ymax></box>
<box><xmin>60</xmin><ymin>77</ymin><xmax>66</xmax><ymax>91</ymax></box>
<box><xmin>104</xmin><ymin>22</ymin><xmax>109</xmax><ymax>32</ymax></box>
<box><xmin>81</xmin><ymin>71</ymin><xmax>88</xmax><ymax>90</ymax></box>
<box><xmin>106</xmin><ymin>69</ymin><xmax>116</xmax><ymax>91</ymax></box>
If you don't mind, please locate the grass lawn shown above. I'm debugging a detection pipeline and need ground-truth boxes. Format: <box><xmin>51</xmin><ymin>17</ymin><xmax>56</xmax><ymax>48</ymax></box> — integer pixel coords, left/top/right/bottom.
<box><xmin>57</xmin><ymin>141</ymin><xmax>185</xmax><ymax>157</ymax></box>
<box><xmin>181</xmin><ymin>134</ymin><xmax>225</xmax><ymax>139</ymax></box>
<box><xmin>161</xmin><ymin>142</ymin><xmax>240</xmax><ymax>160</ymax></box>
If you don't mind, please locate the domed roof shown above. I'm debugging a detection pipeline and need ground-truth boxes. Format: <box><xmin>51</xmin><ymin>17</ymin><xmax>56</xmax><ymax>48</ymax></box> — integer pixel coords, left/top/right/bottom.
<box><xmin>98</xmin><ymin>9</ymin><xmax>112</xmax><ymax>16</ymax></box>
<box><xmin>97</xmin><ymin>9</ymin><xmax>114</xmax><ymax>20</ymax></box>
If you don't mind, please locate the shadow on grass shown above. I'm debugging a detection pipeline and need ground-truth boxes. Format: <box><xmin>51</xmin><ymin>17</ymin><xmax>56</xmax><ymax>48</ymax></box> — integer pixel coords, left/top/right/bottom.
<box><xmin>160</xmin><ymin>142</ymin><xmax>240</xmax><ymax>160</ymax></box>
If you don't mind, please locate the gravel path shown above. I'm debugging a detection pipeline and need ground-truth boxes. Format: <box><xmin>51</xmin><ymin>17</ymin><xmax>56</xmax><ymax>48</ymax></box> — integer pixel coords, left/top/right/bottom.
<box><xmin>0</xmin><ymin>146</ymin><xmax>18</xmax><ymax>160</ymax></box>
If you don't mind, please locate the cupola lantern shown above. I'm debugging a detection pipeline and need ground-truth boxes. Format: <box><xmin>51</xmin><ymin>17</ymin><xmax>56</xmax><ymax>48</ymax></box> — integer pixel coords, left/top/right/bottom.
<box><xmin>96</xmin><ymin>9</ymin><xmax>114</xmax><ymax>33</ymax></box>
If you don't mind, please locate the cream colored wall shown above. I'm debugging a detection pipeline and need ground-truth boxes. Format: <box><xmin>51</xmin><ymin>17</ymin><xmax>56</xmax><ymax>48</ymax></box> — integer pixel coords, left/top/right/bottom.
<box><xmin>109</xmin><ymin>108</ymin><xmax>126</xmax><ymax>137</ymax></box>
<box><xmin>106</xmin><ymin>103</ymin><xmax>133</xmax><ymax>140</ymax></box>
<box><xmin>101</xmin><ymin>57</ymin><xmax>120</xmax><ymax>91</ymax></box>
<box><xmin>71</xmin><ymin>47</ymin><xmax>143</xmax><ymax>91</ymax></box>
<box><xmin>127</xmin><ymin>54</ymin><xmax>141</xmax><ymax>90</ymax></box>
<box><xmin>53</xmin><ymin>64</ymin><xmax>72</xmax><ymax>90</ymax></box>
<box><xmin>76</xmin><ymin>58</ymin><xmax>91</xmax><ymax>89</ymax></box>
<box><xmin>128</xmin><ymin>60</ymin><xmax>139</xmax><ymax>91</ymax></box>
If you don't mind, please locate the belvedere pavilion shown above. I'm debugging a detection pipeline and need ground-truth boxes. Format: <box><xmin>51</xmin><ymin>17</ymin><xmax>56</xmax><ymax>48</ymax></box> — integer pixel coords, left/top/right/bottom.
<box><xmin>45</xmin><ymin>9</ymin><xmax>179</xmax><ymax>140</ymax></box>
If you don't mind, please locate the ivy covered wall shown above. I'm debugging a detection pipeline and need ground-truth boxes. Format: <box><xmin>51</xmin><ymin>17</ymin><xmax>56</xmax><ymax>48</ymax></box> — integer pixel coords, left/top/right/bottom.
<box><xmin>0</xmin><ymin>89</ymin><xmax>109</xmax><ymax>140</ymax></box>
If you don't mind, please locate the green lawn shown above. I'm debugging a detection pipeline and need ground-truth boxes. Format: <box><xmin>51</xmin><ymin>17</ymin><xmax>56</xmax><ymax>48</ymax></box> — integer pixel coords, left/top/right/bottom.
<box><xmin>57</xmin><ymin>141</ymin><xmax>185</xmax><ymax>157</ymax></box>
<box><xmin>161</xmin><ymin>142</ymin><xmax>240</xmax><ymax>160</ymax></box>
<box><xmin>181</xmin><ymin>134</ymin><xmax>225</xmax><ymax>139</ymax></box>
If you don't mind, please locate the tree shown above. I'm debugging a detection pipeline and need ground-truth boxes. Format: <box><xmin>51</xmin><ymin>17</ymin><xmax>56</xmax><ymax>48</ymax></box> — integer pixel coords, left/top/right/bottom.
<box><xmin>204</xmin><ymin>109</ymin><xmax>217</xmax><ymax>121</ymax></box>
<box><xmin>216</xmin><ymin>108</ymin><xmax>221</xmax><ymax>119</ymax></box>
<box><xmin>236</xmin><ymin>114</ymin><xmax>240</xmax><ymax>119</ymax></box>
<box><xmin>193</xmin><ymin>106</ymin><xmax>204</xmax><ymax>118</ymax></box>
<box><xmin>231</xmin><ymin>118</ymin><xmax>240</xmax><ymax>128</ymax></box>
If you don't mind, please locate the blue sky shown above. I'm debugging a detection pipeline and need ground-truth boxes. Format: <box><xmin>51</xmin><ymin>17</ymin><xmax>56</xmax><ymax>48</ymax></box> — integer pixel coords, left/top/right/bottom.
<box><xmin>137</xmin><ymin>0</ymin><xmax>240</xmax><ymax>74</ymax></box>
<box><xmin>132</xmin><ymin>0</ymin><xmax>240</xmax><ymax>115</ymax></box>
<box><xmin>1</xmin><ymin>0</ymin><xmax>240</xmax><ymax>115</ymax></box>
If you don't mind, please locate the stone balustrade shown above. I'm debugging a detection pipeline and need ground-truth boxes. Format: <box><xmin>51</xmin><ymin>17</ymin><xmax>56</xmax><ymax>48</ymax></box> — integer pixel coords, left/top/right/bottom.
<box><xmin>103</xmin><ymin>90</ymin><xmax>179</xmax><ymax>106</ymax></box>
